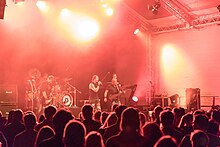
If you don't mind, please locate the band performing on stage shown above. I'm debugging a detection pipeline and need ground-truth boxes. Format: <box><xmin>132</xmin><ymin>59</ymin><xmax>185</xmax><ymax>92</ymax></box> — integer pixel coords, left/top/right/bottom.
<box><xmin>25</xmin><ymin>68</ymin><xmax>129</xmax><ymax>114</ymax></box>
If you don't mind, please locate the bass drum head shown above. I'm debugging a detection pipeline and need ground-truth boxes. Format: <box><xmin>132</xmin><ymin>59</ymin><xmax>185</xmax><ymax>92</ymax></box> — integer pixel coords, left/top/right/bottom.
<box><xmin>61</xmin><ymin>93</ymin><xmax>73</xmax><ymax>107</ymax></box>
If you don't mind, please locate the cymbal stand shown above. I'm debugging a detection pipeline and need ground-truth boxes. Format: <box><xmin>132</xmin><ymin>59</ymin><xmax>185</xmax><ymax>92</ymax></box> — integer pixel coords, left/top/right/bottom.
<box><xmin>28</xmin><ymin>80</ymin><xmax>35</xmax><ymax>112</ymax></box>
<box><xmin>66</xmin><ymin>82</ymin><xmax>81</xmax><ymax>108</ymax></box>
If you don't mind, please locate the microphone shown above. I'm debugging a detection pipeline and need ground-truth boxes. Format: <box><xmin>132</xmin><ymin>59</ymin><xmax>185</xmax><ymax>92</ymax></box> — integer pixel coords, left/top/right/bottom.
<box><xmin>98</xmin><ymin>81</ymin><xmax>102</xmax><ymax>86</ymax></box>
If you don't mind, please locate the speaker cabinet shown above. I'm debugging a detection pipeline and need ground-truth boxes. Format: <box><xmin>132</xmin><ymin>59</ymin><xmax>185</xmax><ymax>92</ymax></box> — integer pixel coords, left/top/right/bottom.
<box><xmin>186</xmin><ymin>88</ymin><xmax>200</xmax><ymax>111</ymax></box>
<box><xmin>0</xmin><ymin>84</ymin><xmax>18</xmax><ymax>104</ymax></box>
<box><xmin>0</xmin><ymin>103</ymin><xmax>17</xmax><ymax>117</ymax></box>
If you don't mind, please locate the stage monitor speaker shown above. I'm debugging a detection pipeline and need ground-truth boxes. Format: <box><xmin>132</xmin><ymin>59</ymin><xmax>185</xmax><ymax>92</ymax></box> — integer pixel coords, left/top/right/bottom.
<box><xmin>186</xmin><ymin>88</ymin><xmax>200</xmax><ymax>111</ymax></box>
<box><xmin>0</xmin><ymin>84</ymin><xmax>18</xmax><ymax>104</ymax></box>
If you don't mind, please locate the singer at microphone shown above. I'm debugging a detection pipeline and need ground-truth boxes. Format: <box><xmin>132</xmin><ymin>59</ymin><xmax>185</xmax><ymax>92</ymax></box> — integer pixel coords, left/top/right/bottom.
<box><xmin>89</xmin><ymin>75</ymin><xmax>101</xmax><ymax>110</ymax></box>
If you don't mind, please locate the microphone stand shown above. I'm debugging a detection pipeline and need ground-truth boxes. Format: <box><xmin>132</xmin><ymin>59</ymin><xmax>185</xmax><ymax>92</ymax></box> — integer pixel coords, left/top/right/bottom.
<box><xmin>101</xmin><ymin>72</ymin><xmax>110</xmax><ymax>82</ymax></box>
<box><xmin>66</xmin><ymin>82</ymin><xmax>81</xmax><ymax>108</ymax></box>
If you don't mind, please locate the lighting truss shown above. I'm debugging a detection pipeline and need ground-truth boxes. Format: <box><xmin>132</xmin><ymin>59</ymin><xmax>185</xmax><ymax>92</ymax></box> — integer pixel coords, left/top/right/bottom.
<box><xmin>152</xmin><ymin>13</ymin><xmax>220</xmax><ymax>34</ymax></box>
<box><xmin>122</xmin><ymin>2</ymin><xmax>220</xmax><ymax>34</ymax></box>
<box><xmin>160</xmin><ymin>0</ymin><xmax>196</xmax><ymax>23</ymax></box>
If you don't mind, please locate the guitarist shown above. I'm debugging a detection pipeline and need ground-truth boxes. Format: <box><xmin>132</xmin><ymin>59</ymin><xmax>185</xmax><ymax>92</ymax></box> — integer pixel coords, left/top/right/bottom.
<box><xmin>40</xmin><ymin>75</ymin><xmax>57</xmax><ymax>107</ymax></box>
<box><xmin>104</xmin><ymin>74</ymin><xmax>122</xmax><ymax>111</ymax></box>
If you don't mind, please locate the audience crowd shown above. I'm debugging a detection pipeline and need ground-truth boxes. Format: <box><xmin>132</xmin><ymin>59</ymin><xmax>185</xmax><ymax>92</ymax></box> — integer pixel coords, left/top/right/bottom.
<box><xmin>0</xmin><ymin>103</ymin><xmax>219</xmax><ymax>147</ymax></box>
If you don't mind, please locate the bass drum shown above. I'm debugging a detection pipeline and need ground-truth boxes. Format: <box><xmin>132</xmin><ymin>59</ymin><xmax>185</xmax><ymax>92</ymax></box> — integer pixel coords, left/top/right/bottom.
<box><xmin>61</xmin><ymin>92</ymin><xmax>73</xmax><ymax>107</ymax></box>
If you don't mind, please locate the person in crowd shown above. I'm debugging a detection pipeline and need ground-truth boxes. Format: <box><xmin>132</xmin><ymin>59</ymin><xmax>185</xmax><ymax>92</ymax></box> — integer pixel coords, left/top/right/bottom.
<box><xmin>178</xmin><ymin>113</ymin><xmax>193</xmax><ymax>134</ymax></box>
<box><xmin>85</xmin><ymin>131</ymin><xmax>104</xmax><ymax>147</ymax></box>
<box><xmin>190</xmin><ymin>130</ymin><xmax>209</xmax><ymax>147</ymax></box>
<box><xmin>103</xmin><ymin>105</ymin><xmax>127</xmax><ymax>142</ymax></box>
<box><xmin>139</xmin><ymin>112</ymin><xmax>146</xmax><ymax>128</ymax></box>
<box><xmin>179</xmin><ymin>114</ymin><xmax>209</xmax><ymax>147</ymax></box>
<box><xmin>63</xmin><ymin>120</ymin><xmax>86</xmax><ymax>147</ymax></box>
<box><xmin>94</xmin><ymin>111</ymin><xmax>102</xmax><ymax>123</ymax></box>
<box><xmin>81</xmin><ymin>104</ymin><xmax>101</xmax><ymax>134</ymax></box>
<box><xmin>0</xmin><ymin>131</ymin><xmax>7</xmax><ymax>147</ymax></box>
<box><xmin>152</xmin><ymin>105</ymin><xmax>163</xmax><ymax>125</ymax></box>
<box><xmin>106</xmin><ymin>107</ymin><xmax>145</xmax><ymax>147</ymax></box>
<box><xmin>13</xmin><ymin>113</ymin><xmax>38</xmax><ymax>147</ymax></box>
<box><xmin>3</xmin><ymin>109</ymin><xmax>25</xmax><ymax>147</ymax></box>
<box><xmin>101</xmin><ymin>112</ymin><xmax>117</xmax><ymax>129</ymax></box>
<box><xmin>39</xmin><ymin>109</ymin><xmax>73</xmax><ymax>147</ymax></box>
<box><xmin>0</xmin><ymin>111</ymin><xmax>7</xmax><ymax>132</ymax></box>
<box><xmin>38</xmin><ymin>115</ymin><xmax>45</xmax><ymax>123</ymax></box>
<box><xmin>211</xmin><ymin>109</ymin><xmax>220</xmax><ymax>124</ymax></box>
<box><xmin>160</xmin><ymin>110</ymin><xmax>184</xmax><ymax>144</ymax></box>
<box><xmin>100</xmin><ymin>112</ymin><xmax>109</xmax><ymax>125</ymax></box>
<box><xmin>35</xmin><ymin>126</ymin><xmax>55</xmax><ymax>147</ymax></box>
<box><xmin>207</xmin><ymin>119</ymin><xmax>220</xmax><ymax>147</ymax></box>
<box><xmin>142</xmin><ymin>122</ymin><xmax>163</xmax><ymax>147</ymax></box>
<box><xmin>112</xmin><ymin>104</ymin><xmax>119</xmax><ymax>112</ymax></box>
<box><xmin>172</xmin><ymin>107</ymin><xmax>183</xmax><ymax>127</ymax></box>
<box><xmin>154</xmin><ymin>135</ymin><xmax>178</xmax><ymax>147</ymax></box>
<box><xmin>6</xmin><ymin>110</ymin><xmax>15</xmax><ymax>126</ymax></box>
<box><xmin>35</xmin><ymin>105</ymin><xmax>56</xmax><ymax>131</ymax></box>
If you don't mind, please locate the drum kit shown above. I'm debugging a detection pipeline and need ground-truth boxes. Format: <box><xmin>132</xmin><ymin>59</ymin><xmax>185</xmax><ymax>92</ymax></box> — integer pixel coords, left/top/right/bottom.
<box><xmin>26</xmin><ymin>68</ymin><xmax>81</xmax><ymax>114</ymax></box>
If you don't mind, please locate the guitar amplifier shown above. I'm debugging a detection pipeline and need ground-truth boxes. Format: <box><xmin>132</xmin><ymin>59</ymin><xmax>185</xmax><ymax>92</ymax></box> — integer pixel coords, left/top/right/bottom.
<box><xmin>0</xmin><ymin>84</ymin><xmax>18</xmax><ymax>104</ymax></box>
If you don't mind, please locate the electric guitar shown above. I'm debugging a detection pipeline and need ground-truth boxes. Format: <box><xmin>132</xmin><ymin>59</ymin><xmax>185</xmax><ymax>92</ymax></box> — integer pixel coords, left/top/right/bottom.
<box><xmin>108</xmin><ymin>92</ymin><xmax>124</xmax><ymax>101</ymax></box>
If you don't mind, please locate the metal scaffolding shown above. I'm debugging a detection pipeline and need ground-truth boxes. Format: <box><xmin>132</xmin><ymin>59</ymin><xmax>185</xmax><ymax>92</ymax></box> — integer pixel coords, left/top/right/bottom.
<box><xmin>122</xmin><ymin>1</ymin><xmax>220</xmax><ymax>34</ymax></box>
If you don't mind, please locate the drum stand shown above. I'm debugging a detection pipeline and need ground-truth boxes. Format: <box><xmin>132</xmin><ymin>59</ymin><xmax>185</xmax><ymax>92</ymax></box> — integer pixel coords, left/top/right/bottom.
<box><xmin>66</xmin><ymin>82</ymin><xmax>81</xmax><ymax>108</ymax></box>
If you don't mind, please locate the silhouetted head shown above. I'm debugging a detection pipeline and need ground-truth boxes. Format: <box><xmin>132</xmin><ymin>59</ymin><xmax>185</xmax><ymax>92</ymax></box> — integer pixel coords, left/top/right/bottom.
<box><xmin>115</xmin><ymin>105</ymin><xmax>127</xmax><ymax>122</ymax></box>
<box><xmin>53</xmin><ymin>109</ymin><xmax>73</xmax><ymax>137</ymax></box>
<box><xmin>160</xmin><ymin>110</ymin><xmax>174</xmax><ymax>128</ymax></box>
<box><xmin>139</xmin><ymin>112</ymin><xmax>146</xmax><ymax>127</ymax></box>
<box><xmin>13</xmin><ymin>109</ymin><xmax>23</xmax><ymax>123</ymax></box>
<box><xmin>38</xmin><ymin>114</ymin><xmax>45</xmax><ymax>123</ymax></box>
<box><xmin>193</xmin><ymin>114</ymin><xmax>209</xmax><ymax>131</ymax></box>
<box><xmin>112</xmin><ymin>104</ymin><xmax>119</xmax><ymax>112</ymax></box>
<box><xmin>105</xmin><ymin>112</ymin><xmax>117</xmax><ymax>127</ymax></box>
<box><xmin>211</xmin><ymin>109</ymin><xmax>220</xmax><ymax>123</ymax></box>
<box><xmin>85</xmin><ymin>131</ymin><xmax>104</xmax><ymax>147</ymax></box>
<box><xmin>35</xmin><ymin>126</ymin><xmax>55</xmax><ymax>146</ymax></box>
<box><xmin>8</xmin><ymin>110</ymin><xmax>15</xmax><ymax>124</ymax></box>
<box><xmin>190</xmin><ymin>130</ymin><xmax>209</xmax><ymax>147</ymax></box>
<box><xmin>100</xmin><ymin>112</ymin><xmax>109</xmax><ymax>124</ymax></box>
<box><xmin>154</xmin><ymin>135</ymin><xmax>177</xmax><ymax>147</ymax></box>
<box><xmin>120</xmin><ymin>107</ymin><xmax>140</xmax><ymax>133</ymax></box>
<box><xmin>207</xmin><ymin>119</ymin><xmax>219</xmax><ymax>135</ymax></box>
<box><xmin>82</xmin><ymin>104</ymin><xmax>93</xmax><ymax>120</ymax></box>
<box><xmin>44</xmin><ymin>105</ymin><xmax>57</xmax><ymax>119</ymax></box>
<box><xmin>94</xmin><ymin>111</ymin><xmax>101</xmax><ymax>122</ymax></box>
<box><xmin>63</xmin><ymin>120</ymin><xmax>86</xmax><ymax>147</ymax></box>
<box><xmin>153</xmin><ymin>105</ymin><xmax>163</xmax><ymax>121</ymax></box>
<box><xmin>24</xmin><ymin>113</ymin><xmax>36</xmax><ymax>130</ymax></box>
<box><xmin>142</xmin><ymin>122</ymin><xmax>163</xmax><ymax>145</ymax></box>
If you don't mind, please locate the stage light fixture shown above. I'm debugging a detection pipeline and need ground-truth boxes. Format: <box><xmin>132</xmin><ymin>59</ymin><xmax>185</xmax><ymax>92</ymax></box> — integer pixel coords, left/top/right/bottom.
<box><xmin>169</xmin><ymin>94</ymin><xmax>179</xmax><ymax>107</ymax></box>
<box><xmin>132</xmin><ymin>96</ymin><xmax>139</xmax><ymax>102</ymax></box>
<box><xmin>0</xmin><ymin>0</ymin><xmax>6</xmax><ymax>19</ymax></box>
<box><xmin>149</xmin><ymin>1</ymin><xmax>161</xmax><ymax>15</ymax></box>
<box><xmin>134</xmin><ymin>28</ymin><xmax>140</xmax><ymax>35</ymax></box>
